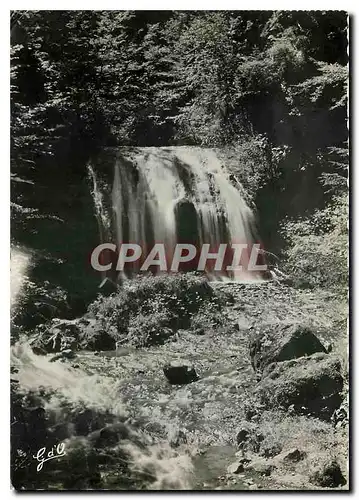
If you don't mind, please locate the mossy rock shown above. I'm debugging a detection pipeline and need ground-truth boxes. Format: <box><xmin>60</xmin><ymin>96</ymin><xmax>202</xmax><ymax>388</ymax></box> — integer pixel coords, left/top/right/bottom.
<box><xmin>255</xmin><ymin>354</ymin><xmax>344</xmax><ymax>421</ymax></box>
<box><xmin>249</xmin><ymin>323</ymin><xmax>328</xmax><ymax>374</ymax></box>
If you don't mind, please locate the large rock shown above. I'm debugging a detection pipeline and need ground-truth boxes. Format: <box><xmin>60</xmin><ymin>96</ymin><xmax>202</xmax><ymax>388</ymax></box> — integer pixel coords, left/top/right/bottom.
<box><xmin>309</xmin><ymin>459</ymin><xmax>346</xmax><ymax>487</ymax></box>
<box><xmin>49</xmin><ymin>349</ymin><xmax>76</xmax><ymax>362</ymax></box>
<box><xmin>249</xmin><ymin>323</ymin><xmax>328</xmax><ymax>374</ymax></box>
<box><xmin>282</xmin><ymin>448</ymin><xmax>307</xmax><ymax>463</ymax></box>
<box><xmin>163</xmin><ymin>361</ymin><xmax>199</xmax><ymax>385</ymax></box>
<box><xmin>78</xmin><ymin>318</ymin><xmax>116</xmax><ymax>351</ymax></box>
<box><xmin>255</xmin><ymin>353</ymin><xmax>344</xmax><ymax>421</ymax></box>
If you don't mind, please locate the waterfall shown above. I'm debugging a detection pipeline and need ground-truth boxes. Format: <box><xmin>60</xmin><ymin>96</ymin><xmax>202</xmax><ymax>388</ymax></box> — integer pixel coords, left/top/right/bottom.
<box><xmin>92</xmin><ymin>147</ymin><xmax>264</xmax><ymax>281</ymax></box>
<box><xmin>10</xmin><ymin>245</ymin><xmax>31</xmax><ymax>311</ymax></box>
<box><xmin>87</xmin><ymin>164</ymin><xmax>111</xmax><ymax>243</ymax></box>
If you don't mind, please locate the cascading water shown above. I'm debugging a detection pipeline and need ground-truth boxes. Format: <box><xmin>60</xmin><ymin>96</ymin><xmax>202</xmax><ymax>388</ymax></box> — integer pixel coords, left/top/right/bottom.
<box><xmin>87</xmin><ymin>164</ymin><xmax>112</xmax><ymax>244</ymax></box>
<box><xmin>91</xmin><ymin>147</ymin><xmax>264</xmax><ymax>282</ymax></box>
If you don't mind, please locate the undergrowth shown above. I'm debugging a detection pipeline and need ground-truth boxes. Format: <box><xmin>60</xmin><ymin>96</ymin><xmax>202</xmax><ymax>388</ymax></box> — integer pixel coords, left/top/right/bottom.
<box><xmin>87</xmin><ymin>273</ymin><xmax>229</xmax><ymax>347</ymax></box>
<box><xmin>281</xmin><ymin>194</ymin><xmax>348</xmax><ymax>294</ymax></box>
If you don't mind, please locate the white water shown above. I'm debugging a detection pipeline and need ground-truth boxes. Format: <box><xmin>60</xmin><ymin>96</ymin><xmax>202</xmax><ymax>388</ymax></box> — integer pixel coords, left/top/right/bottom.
<box><xmin>11</xmin><ymin>342</ymin><xmax>194</xmax><ymax>489</ymax></box>
<box><xmin>10</xmin><ymin>241</ymin><xmax>193</xmax><ymax>489</ymax></box>
<box><xmin>88</xmin><ymin>164</ymin><xmax>111</xmax><ymax>242</ymax></box>
<box><xmin>93</xmin><ymin>147</ymin><xmax>262</xmax><ymax>281</ymax></box>
<box><xmin>10</xmin><ymin>246</ymin><xmax>31</xmax><ymax>310</ymax></box>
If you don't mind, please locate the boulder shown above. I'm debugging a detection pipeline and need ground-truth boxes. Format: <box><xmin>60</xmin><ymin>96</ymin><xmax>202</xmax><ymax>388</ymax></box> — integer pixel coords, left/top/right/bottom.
<box><xmin>77</xmin><ymin>318</ymin><xmax>117</xmax><ymax>351</ymax></box>
<box><xmin>163</xmin><ymin>361</ymin><xmax>199</xmax><ymax>385</ymax></box>
<box><xmin>90</xmin><ymin>423</ymin><xmax>130</xmax><ymax>448</ymax></box>
<box><xmin>235</xmin><ymin>426</ymin><xmax>264</xmax><ymax>453</ymax></box>
<box><xmin>282</xmin><ymin>448</ymin><xmax>307</xmax><ymax>463</ymax></box>
<box><xmin>236</xmin><ymin>428</ymin><xmax>250</xmax><ymax>445</ymax></box>
<box><xmin>227</xmin><ymin>461</ymin><xmax>244</xmax><ymax>474</ymax></box>
<box><xmin>255</xmin><ymin>354</ymin><xmax>344</xmax><ymax>421</ymax></box>
<box><xmin>309</xmin><ymin>459</ymin><xmax>346</xmax><ymax>487</ymax></box>
<box><xmin>249</xmin><ymin>323</ymin><xmax>328</xmax><ymax>374</ymax></box>
<box><xmin>74</xmin><ymin>409</ymin><xmax>108</xmax><ymax>436</ymax></box>
<box><xmin>248</xmin><ymin>461</ymin><xmax>275</xmax><ymax>476</ymax></box>
<box><xmin>50</xmin><ymin>349</ymin><xmax>76</xmax><ymax>362</ymax></box>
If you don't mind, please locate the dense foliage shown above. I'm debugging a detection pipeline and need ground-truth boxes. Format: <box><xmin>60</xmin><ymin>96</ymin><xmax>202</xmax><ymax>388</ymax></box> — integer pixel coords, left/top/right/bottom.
<box><xmin>87</xmin><ymin>273</ymin><xmax>229</xmax><ymax>347</ymax></box>
<box><xmin>281</xmin><ymin>193</ymin><xmax>348</xmax><ymax>292</ymax></box>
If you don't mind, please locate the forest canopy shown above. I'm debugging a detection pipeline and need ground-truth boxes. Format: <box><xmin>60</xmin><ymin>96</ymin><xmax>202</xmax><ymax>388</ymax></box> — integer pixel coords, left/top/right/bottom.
<box><xmin>11</xmin><ymin>11</ymin><xmax>348</xmax><ymax>163</ymax></box>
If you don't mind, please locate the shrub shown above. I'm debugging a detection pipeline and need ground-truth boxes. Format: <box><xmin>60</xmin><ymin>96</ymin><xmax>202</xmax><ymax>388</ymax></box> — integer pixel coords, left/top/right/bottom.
<box><xmin>87</xmin><ymin>273</ymin><xmax>223</xmax><ymax>347</ymax></box>
<box><xmin>281</xmin><ymin>194</ymin><xmax>348</xmax><ymax>294</ymax></box>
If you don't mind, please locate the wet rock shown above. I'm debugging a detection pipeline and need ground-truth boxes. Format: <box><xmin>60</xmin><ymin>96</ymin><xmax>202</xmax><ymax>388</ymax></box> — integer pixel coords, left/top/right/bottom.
<box><xmin>309</xmin><ymin>459</ymin><xmax>346</xmax><ymax>487</ymax></box>
<box><xmin>74</xmin><ymin>409</ymin><xmax>107</xmax><ymax>436</ymax></box>
<box><xmin>244</xmin><ymin>405</ymin><xmax>260</xmax><ymax>422</ymax></box>
<box><xmin>249</xmin><ymin>461</ymin><xmax>275</xmax><ymax>476</ymax></box>
<box><xmin>90</xmin><ymin>423</ymin><xmax>130</xmax><ymax>448</ymax></box>
<box><xmin>236</xmin><ymin>428</ymin><xmax>250</xmax><ymax>445</ymax></box>
<box><xmin>255</xmin><ymin>354</ymin><xmax>343</xmax><ymax>421</ymax></box>
<box><xmin>282</xmin><ymin>448</ymin><xmax>306</xmax><ymax>462</ymax></box>
<box><xmin>244</xmin><ymin>478</ymin><xmax>254</xmax><ymax>485</ymax></box>
<box><xmin>50</xmin><ymin>349</ymin><xmax>76</xmax><ymax>362</ymax></box>
<box><xmin>49</xmin><ymin>422</ymin><xmax>70</xmax><ymax>441</ymax></box>
<box><xmin>84</xmin><ymin>330</ymin><xmax>116</xmax><ymax>351</ymax></box>
<box><xmin>249</xmin><ymin>323</ymin><xmax>328</xmax><ymax>375</ymax></box>
<box><xmin>77</xmin><ymin>318</ymin><xmax>117</xmax><ymax>351</ymax></box>
<box><xmin>169</xmin><ymin>429</ymin><xmax>187</xmax><ymax>447</ymax></box>
<box><xmin>236</xmin><ymin>426</ymin><xmax>264</xmax><ymax>453</ymax></box>
<box><xmin>227</xmin><ymin>461</ymin><xmax>244</xmax><ymax>474</ymax></box>
<box><xmin>163</xmin><ymin>361</ymin><xmax>199</xmax><ymax>384</ymax></box>
<box><xmin>31</xmin><ymin>345</ymin><xmax>47</xmax><ymax>355</ymax></box>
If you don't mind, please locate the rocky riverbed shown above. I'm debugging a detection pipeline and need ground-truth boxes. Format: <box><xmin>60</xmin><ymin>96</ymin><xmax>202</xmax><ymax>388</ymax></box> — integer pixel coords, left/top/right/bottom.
<box><xmin>11</xmin><ymin>280</ymin><xmax>349</xmax><ymax>490</ymax></box>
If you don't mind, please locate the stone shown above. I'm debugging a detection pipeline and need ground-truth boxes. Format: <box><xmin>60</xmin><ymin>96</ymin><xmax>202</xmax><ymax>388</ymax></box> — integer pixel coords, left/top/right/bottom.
<box><xmin>309</xmin><ymin>459</ymin><xmax>346</xmax><ymax>487</ymax></box>
<box><xmin>31</xmin><ymin>345</ymin><xmax>47</xmax><ymax>355</ymax></box>
<box><xmin>236</xmin><ymin>428</ymin><xmax>250</xmax><ymax>445</ymax></box>
<box><xmin>163</xmin><ymin>361</ymin><xmax>199</xmax><ymax>384</ymax></box>
<box><xmin>227</xmin><ymin>461</ymin><xmax>244</xmax><ymax>474</ymax></box>
<box><xmin>255</xmin><ymin>354</ymin><xmax>344</xmax><ymax>421</ymax></box>
<box><xmin>252</xmin><ymin>462</ymin><xmax>274</xmax><ymax>476</ymax></box>
<box><xmin>50</xmin><ymin>349</ymin><xmax>76</xmax><ymax>362</ymax></box>
<box><xmin>282</xmin><ymin>448</ymin><xmax>306</xmax><ymax>463</ymax></box>
<box><xmin>244</xmin><ymin>478</ymin><xmax>254</xmax><ymax>485</ymax></box>
<box><xmin>77</xmin><ymin>318</ymin><xmax>117</xmax><ymax>351</ymax></box>
<box><xmin>249</xmin><ymin>323</ymin><xmax>328</xmax><ymax>375</ymax></box>
<box><xmin>74</xmin><ymin>409</ymin><xmax>107</xmax><ymax>436</ymax></box>
<box><xmin>169</xmin><ymin>429</ymin><xmax>187</xmax><ymax>447</ymax></box>
<box><xmin>89</xmin><ymin>423</ymin><xmax>130</xmax><ymax>448</ymax></box>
